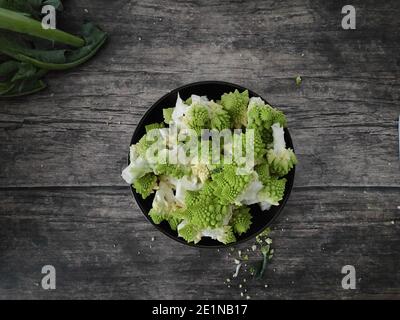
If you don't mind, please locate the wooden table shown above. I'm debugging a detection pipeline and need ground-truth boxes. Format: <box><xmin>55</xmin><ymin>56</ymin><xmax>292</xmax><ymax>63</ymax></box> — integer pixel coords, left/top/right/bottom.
<box><xmin>0</xmin><ymin>0</ymin><xmax>399</xmax><ymax>299</ymax></box>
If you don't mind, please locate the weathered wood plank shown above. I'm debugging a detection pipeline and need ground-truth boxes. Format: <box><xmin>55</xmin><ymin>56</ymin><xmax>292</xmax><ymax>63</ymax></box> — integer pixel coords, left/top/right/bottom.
<box><xmin>1</xmin><ymin>76</ymin><xmax>399</xmax><ymax>188</ymax></box>
<box><xmin>0</xmin><ymin>187</ymin><xmax>399</xmax><ymax>299</ymax></box>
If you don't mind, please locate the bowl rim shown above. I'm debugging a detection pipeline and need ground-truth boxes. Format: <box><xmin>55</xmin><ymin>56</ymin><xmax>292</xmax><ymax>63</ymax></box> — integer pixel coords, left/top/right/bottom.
<box><xmin>129</xmin><ymin>80</ymin><xmax>295</xmax><ymax>249</ymax></box>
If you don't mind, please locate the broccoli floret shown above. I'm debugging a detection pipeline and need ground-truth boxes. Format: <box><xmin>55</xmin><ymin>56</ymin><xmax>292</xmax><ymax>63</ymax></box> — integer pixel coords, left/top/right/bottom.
<box><xmin>177</xmin><ymin>222</ymin><xmax>201</xmax><ymax>243</ymax></box>
<box><xmin>257</xmin><ymin>177</ymin><xmax>287</xmax><ymax>206</ymax></box>
<box><xmin>135</xmin><ymin>134</ymin><xmax>153</xmax><ymax>159</ymax></box>
<box><xmin>185</xmin><ymin>199</ymin><xmax>230</xmax><ymax>229</ymax></box>
<box><xmin>121</xmin><ymin>161</ymin><xmax>150</xmax><ymax>184</ymax></box>
<box><xmin>238</xmin><ymin>130</ymin><xmax>267</xmax><ymax>164</ymax></box>
<box><xmin>267</xmin><ymin>123</ymin><xmax>297</xmax><ymax>176</ymax></box>
<box><xmin>255</xmin><ymin>162</ymin><xmax>271</xmax><ymax>185</ymax></box>
<box><xmin>133</xmin><ymin>173</ymin><xmax>157</xmax><ymax>199</ymax></box>
<box><xmin>185</xmin><ymin>97</ymin><xmax>192</xmax><ymax>105</ymax></box>
<box><xmin>234</xmin><ymin>175</ymin><xmax>264</xmax><ymax>205</ymax></box>
<box><xmin>153</xmin><ymin>163</ymin><xmax>189</xmax><ymax>178</ymax></box>
<box><xmin>209</xmin><ymin>101</ymin><xmax>231</xmax><ymax>131</ymax></box>
<box><xmin>247</xmin><ymin>97</ymin><xmax>287</xmax><ymax>134</ymax></box>
<box><xmin>178</xmin><ymin>223</ymin><xmax>236</xmax><ymax>245</ymax></box>
<box><xmin>201</xmin><ymin>226</ymin><xmax>236</xmax><ymax>244</ymax></box>
<box><xmin>163</xmin><ymin>108</ymin><xmax>174</xmax><ymax>124</ymax></box>
<box><xmin>221</xmin><ymin>89</ymin><xmax>249</xmax><ymax>128</ymax></box>
<box><xmin>247</xmin><ymin>97</ymin><xmax>273</xmax><ymax>129</ymax></box>
<box><xmin>231</xmin><ymin>207</ymin><xmax>252</xmax><ymax>235</ymax></box>
<box><xmin>148</xmin><ymin>181</ymin><xmax>184</xmax><ymax>229</ymax></box>
<box><xmin>183</xmin><ymin>103</ymin><xmax>210</xmax><ymax>135</ymax></box>
<box><xmin>210</xmin><ymin>165</ymin><xmax>252</xmax><ymax>205</ymax></box>
<box><xmin>149</xmin><ymin>208</ymin><xmax>182</xmax><ymax>231</ymax></box>
<box><xmin>148</xmin><ymin>208</ymin><xmax>165</xmax><ymax>224</ymax></box>
<box><xmin>167</xmin><ymin>175</ymin><xmax>204</xmax><ymax>205</ymax></box>
<box><xmin>145</xmin><ymin>122</ymin><xmax>164</xmax><ymax>133</ymax></box>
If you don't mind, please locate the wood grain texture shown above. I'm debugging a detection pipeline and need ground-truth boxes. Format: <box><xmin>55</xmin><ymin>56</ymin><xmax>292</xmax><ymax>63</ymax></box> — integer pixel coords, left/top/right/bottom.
<box><xmin>0</xmin><ymin>0</ymin><xmax>399</xmax><ymax>299</ymax></box>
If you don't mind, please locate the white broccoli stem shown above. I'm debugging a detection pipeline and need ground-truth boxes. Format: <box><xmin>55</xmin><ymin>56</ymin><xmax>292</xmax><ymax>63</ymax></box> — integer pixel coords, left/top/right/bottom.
<box><xmin>259</xmin><ymin>201</ymin><xmax>272</xmax><ymax>211</ymax></box>
<box><xmin>235</xmin><ymin>177</ymin><xmax>263</xmax><ymax>205</ymax></box>
<box><xmin>271</xmin><ymin>123</ymin><xmax>286</xmax><ymax>153</ymax></box>
<box><xmin>121</xmin><ymin>157</ymin><xmax>151</xmax><ymax>184</ymax></box>
<box><xmin>177</xmin><ymin>220</ymin><xmax>188</xmax><ymax>231</ymax></box>
<box><xmin>121</xmin><ymin>165</ymin><xmax>134</xmax><ymax>184</ymax></box>
<box><xmin>191</xmin><ymin>94</ymin><xmax>209</xmax><ymax>105</ymax></box>
<box><xmin>171</xmin><ymin>93</ymin><xmax>188</xmax><ymax>128</ymax></box>
<box><xmin>248</xmin><ymin>96</ymin><xmax>265</xmax><ymax>111</ymax></box>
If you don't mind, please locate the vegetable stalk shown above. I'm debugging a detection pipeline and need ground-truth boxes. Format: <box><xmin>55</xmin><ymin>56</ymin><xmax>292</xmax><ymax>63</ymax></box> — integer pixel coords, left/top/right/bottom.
<box><xmin>0</xmin><ymin>7</ymin><xmax>84</xmax><ymax>47</ymax></box>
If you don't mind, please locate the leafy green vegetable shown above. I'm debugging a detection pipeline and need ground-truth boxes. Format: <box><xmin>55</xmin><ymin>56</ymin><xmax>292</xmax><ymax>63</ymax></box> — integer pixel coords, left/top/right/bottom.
<box><xmin>0</xmin><ymin>7</ymin><xmax>84</xmax><ymax>47</ymax></box>
<box><xmin>0</xmin><ymin>1</ymin><xmax>107</xmax><ymax>98</ymax></box>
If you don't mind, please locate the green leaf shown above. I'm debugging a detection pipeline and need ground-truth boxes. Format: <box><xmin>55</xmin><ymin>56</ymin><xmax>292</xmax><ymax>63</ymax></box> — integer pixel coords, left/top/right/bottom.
<box><xmin>0</xmin><ymin>0</ymin><xmax>63</xmax><ymax>18</ymax></box>
<box><xmin>0</xmin><ymin>7</ymin><xmax>84</xmax><ymax>47</ymax></box>
<box><xmin>0</xmin><ymin>78</ymin><xmax>46</xmax><ymax>97</ymax></box>
<box><xmin>0</xmin><ymin>23</ymin><xmax>107</xmax><ymax>70</ymax></box>
<box><xmin>0</xmin><ymin>59</ymin><xmax>47</xmax><ymax>98</ymax></box>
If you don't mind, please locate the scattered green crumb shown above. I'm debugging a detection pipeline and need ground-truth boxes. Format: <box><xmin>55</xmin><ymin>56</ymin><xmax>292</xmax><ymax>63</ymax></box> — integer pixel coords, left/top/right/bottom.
<box><xmin>295</xmin><ymin>75</ymin><xmax>302</xmax><ymax>86</ymax></box>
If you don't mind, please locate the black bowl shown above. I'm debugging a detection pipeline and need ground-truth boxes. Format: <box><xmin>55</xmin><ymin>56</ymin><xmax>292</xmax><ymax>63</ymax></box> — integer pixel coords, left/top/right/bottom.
<box><xmin>129</xmin><ymin>81</ymin><xmax>295</xmax><ymax>248</ymax></box>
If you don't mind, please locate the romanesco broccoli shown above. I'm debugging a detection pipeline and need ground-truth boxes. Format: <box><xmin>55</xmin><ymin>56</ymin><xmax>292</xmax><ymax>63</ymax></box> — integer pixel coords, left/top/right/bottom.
<box><xmin>267</xmin><ymin>123</ymin><xmax>297</xmax><ymax>176</ymax></box>
<box><xmin>133</xmin><ymin>173</ymin><xmax>157</xmax><ymax>199</ymax></box>
<box><xmin>231</xmin><ymin>207</ymin><xmax>253</xmax><ymax>235</ymax></box>
<box><xmin>221</xmin><ymin>89</ymin><xmax>249</xmax><ymax>128</ymax></box>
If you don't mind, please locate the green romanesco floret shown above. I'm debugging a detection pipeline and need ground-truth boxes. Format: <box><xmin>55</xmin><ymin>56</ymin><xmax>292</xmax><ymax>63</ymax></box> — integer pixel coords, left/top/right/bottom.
<box><xmin>185</xmin><ymin>97</ymin><xmax>192</xmax><ymax>105</ymax></box>
<box><xmin>210</xmin><ymin>165</ymin><xmax>252</xmax><ymax>205</ymax></box>
<box><xmin>267</xmin><ymin>123</ymin><xmax>297</xmax><ymax>176</ymax></box>
<box><xmin>237</xmin><ymin>130</ymin><xmax>267</xmax><ymax>164</ymax></box>
<box><xmin>135</xmin><ymin>134</ymin><xmax>152</xmax><ymax>159</ymax></box>
<box><xmin>208</xmin><ymin>225</ymin><xmax>236</xmax><ymax>244</ymax></box>
<box><xmin>183</xmin><ymin>194</ymin><xmax>230</xmax><ymax>229</ymax></box>
<box><xmin>247</xmin><ymin>97</ymin><xmax>287</xmax><ymax>138</ymax></box>
<box><xmin>221</xmin><ymin>89</ymin><xmax>249</xmax><ymax>128</ymax></box>
<box><xmin>247</xmin><ymin>97</ymin><xmax>273</xmax><ymax>130</ymax></box>
<box><xmin>183</xmin><ymin>103</ymin><xmax>210</xmax><ymax>135</ymax></box>
<box><xmin>209</xmin><ymin>101</ymin><xmax>231</xmax><ymax>131</ymax></box>
<box><xmin>163</xmin><ymin>108</ymin><xmax>174</xmax><ymax>124</ymax></box>
<box><xmin>148</xmin><ymin>181</ymin><xmax>184</xmax><ymax>230</ymax></box>
<box><xmin>231</xmin><ymin>206</ymin><xmax>252</xmax><ymax>235</ymax></box>
<box><xmin>133</xmin><ymin>172</ymin><xmax>158</xmax><ymax>199</ymax></box>
<box><xmin>153</xmin><ymin>163</ymin><xmax>189</xmax><ymax>178</ymax></box>
<box><xmin>178</xmin><ymin>223</ymin><xmax>236</xmax><ymax>244</ymax></box>
<box><xmin>149</xmin><ymin>208</ymin><xmax>182</xmax><ymax>231</ymax></box>
<box><xmin>258</xmin><ymin>177</ymin><xmax>287</xmax><ymax>206</ymax></box>
<box><xmin>255</xmin><ymin>162</ymin><xmax>271</xmax><ymax>185</ymax></box>
<box><xmin>177</xmin><ymin>222</ymin><xmax>201</xmax><ymax>243</ymax></box>
<box><xmin>145</xmin><ymin>122</ymin><xmax>164</xmax><ymax>133</ymax></box>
